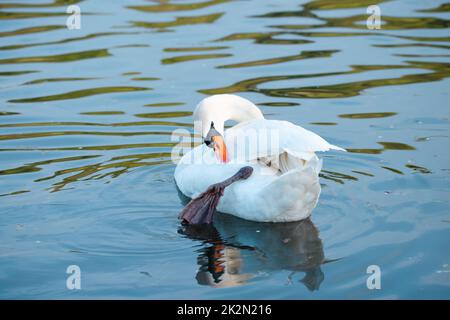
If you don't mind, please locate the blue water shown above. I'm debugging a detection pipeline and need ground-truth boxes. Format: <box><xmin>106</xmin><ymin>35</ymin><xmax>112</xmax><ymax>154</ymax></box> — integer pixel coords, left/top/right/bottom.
<box><xmin>0</xmin><ymin>0</ymin><xmax>449</xmax><ymax>299</ymax></box>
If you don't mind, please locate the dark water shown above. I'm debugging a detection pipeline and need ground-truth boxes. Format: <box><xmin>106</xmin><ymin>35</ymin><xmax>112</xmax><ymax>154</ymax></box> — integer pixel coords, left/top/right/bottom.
<box><xmin>1</xmin><ymin>0</ymin><xmax>450</xmax><ymax>299</ymax></box>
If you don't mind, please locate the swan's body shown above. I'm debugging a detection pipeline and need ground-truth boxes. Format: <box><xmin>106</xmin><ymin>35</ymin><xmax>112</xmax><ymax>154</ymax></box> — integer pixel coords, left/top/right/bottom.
<box><xmin>175</xmin><ymin>94</ymin><xmax>344</xmax><ymax>222</ymax></box>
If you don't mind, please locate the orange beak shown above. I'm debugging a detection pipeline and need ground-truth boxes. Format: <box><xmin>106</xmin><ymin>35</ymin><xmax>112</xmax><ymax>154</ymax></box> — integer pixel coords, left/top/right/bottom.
<box><xmin>212</xmin><ymin>135</ymin><xmax>228</xmax><ymax>163</ymax></box>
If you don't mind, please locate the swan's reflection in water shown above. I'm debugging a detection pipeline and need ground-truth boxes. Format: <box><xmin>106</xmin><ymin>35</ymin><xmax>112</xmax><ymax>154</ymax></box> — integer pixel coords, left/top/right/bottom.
<box><xmin>179</xmin><ymin>214</ymin><xmax>326</xmax><ymax>291</ymax></box>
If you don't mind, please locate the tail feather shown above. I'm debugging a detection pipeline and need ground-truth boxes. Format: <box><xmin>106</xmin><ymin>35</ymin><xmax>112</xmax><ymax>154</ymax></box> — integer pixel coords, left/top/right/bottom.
<box><xmin>256</xmin><ymin>164</ymin><xmax>321</xmax><ymax>222</ymax></box>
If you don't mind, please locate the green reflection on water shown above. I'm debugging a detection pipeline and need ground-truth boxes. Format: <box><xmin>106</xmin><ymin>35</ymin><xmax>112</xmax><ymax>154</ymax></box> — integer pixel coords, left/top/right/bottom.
<box><xmin>374</xmin><ymin>43</ymin><xmax>450</xmax><ymax>50</ymax></box>
<box><xmin>0</xmin><ymin>11</ymin><xmax>66</xmax><ymax>20</ymax></box>
<box><xmin>303</xmin><ymin>0</ymin><xmax>386</xmax><ymax>10</ymax></box>
<box><xmin>320</xmin><ymin>170</ymin><xmax>358</xmax><ymax>184</ymax></box>
<box><xmin>9</xmin><ymin>86</ymin><xmax>150</xmax><ymax>103</ymax></box>
<box><xmin>122</xmin><ymin>72</ymin><xmax>141</xmax><ymax>76</ymax></box>
<box><xmin>131</xmin><ymin>77</ymin><xmax>160</xmax><ymax>81</ymax></box>
<box><xmin>381</xmin><ymin>166</ymin><xmax>404</xmax><ymax>175</ymax></box>
<box><xmin>0</xmin><ymin>111</ymin><xmax>20</xmax><ymax>116</ymax></box>
<box><xmin>0</xmin><ymin>49</ymin><xmax>111</xmax><ymax>65</ymax></box>
<box><xmin>1</xmin><ymin>142</ymin><xmax>180</xmax><ymax>152</ymax></box>
<box><xmin>417</xmin><ymin>3</ymin><xmax>450</xmax><ymax>13</ymax></box>
<box><xmin>0</xmin><ymin>155</ymin><xmax>100</xmax><ymax>176</ymax></box>
<box><xmin>132</xmin><ymin>12</ymin><xmax>223</xmax><ymax>29</ymax></box>
<box><xmin>128</xmin><ymin>0</ymin><xmax>229</xmax><ymax>13</ymax></box>
<box><xmin>270</xmin><ymin>15</ymin><xmax>450</xmax><ymax>31</ymax></box>
<box><xmin>0</xmin><ymin>25</ymin><xmax>64</xmax><ymax>38</ymax></box>
<box><xmin>0</xmin><ymin>0</ymin><xmax>82</xmax><ymax>9</ymax></box>
<box><xmin>352</xmin><ymin>170</ymin><xmax>374</xmax><ymax>177</ymax></box>
<box><xmin>310</xmin><ymin>122</ymin><xmax>337</xmax><ymax>126</ymax></box>
<box><xmin>0</xmin><ymin>120</ymin><xmax>192</xmax><ymax>129</ymax></box>
<box><xmin>0</xmin><ymin>190</ymin><xmax>30</xmax><ymax>197</ymax></box>
<box><xmin>347</xmin><ymin>141</ymin><xmax>416</xmax><ymax>155</ymax></box>
<box><xmin>80</xmin><ymin>111</ymin><xmax>125</xmax><ymax>116</ymax></box>
<box><xmin>216</xmin><ymin>32</ymin><xmax>313</xmax><ymax>45</ymax></box>
<box><xmin>217</xmin><ymin>30</ymin><xmax>450</xmax><ymax>43</ymax></box>
<box><xmin>144</xmin><ymin>102</ymin><xmax>185</xmax><ymax>107</ymax></box>
<box><xmin>0</xmin><ymin>70</ymin><xmax>38</xmax><ymax>76</ymax></box>
<box><xmin>23</xmin><ymin>77</ymin><xmax>98</xmax><ymax>86</ymax></box>
<box><xmin>200</xmin><ymin>61</ymin><xmax>450</xmax><ymax>99</ymax></box>
<box><xmin>378</xmin><ymin>142</ymin><xmax>416</xmax><ymax>151</ymax></box>
<box><xmin>0</xmin><ymin>131</ymin><xmax>172</xmax><ymax>141</ymax></box>
<box><xmin>258</xmin><ymin>102</ymin><xmax>300</xmax><ymax>107</ymax></box>
<box><xmin>218</xmin><ymin>50</ymin><xmax>338</xmax><ymax>69</ymax></box>
<box><xmin>338</xmin><ymin>112</ymin><xmax>397</xmax><ymax>119</ymax></box>
<box><xmin>135</xmin><ymin>111</ymin><xmax>193</xmax><ymax>119</ymax></box>
<box><xmin>164</xmin><ymin>46</ymin><xmax>229</xmax><ymax>52</ymax></box>
<box><xmin>406</xmin><ymin>164</ymin><xmax>432</xmax><ymax>174</ymax></box>
<box><xmin>0</xmin><ymin>32</ymin><xmax>138</xmax><ymax>51</ymax></box>
<box><xmin>162</xmin><ymin>53</ymin><xmax>231</xmax><ymax>65</ymax></box>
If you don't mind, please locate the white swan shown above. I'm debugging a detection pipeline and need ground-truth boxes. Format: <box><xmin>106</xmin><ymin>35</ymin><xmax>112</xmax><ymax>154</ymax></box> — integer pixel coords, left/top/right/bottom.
<box><xmin>175</xmin><ymin>94</ymin><xmax>345</xmax><ymax>223</ymax></box>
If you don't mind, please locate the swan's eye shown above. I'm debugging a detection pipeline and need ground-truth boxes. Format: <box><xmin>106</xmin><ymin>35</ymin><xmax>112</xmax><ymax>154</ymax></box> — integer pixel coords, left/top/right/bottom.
<box><xmin>204</xmin><ymin>139</ymin><xmax>211</xmax><ymax>146</ymax></box>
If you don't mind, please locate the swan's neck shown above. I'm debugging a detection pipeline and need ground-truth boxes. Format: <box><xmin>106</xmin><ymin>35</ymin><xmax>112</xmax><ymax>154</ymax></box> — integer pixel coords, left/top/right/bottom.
<box><xmin>194</xmin><ymin>94</ymin><xmax>264</xmax><ymax>137</ymax></box>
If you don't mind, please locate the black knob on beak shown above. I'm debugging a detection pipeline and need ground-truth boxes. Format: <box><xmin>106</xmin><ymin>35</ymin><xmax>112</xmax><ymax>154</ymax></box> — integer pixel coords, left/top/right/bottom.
<box><xmin>204</xmin><ymin>122</ymin><xmax>220</xmax><ymax>148</ymax></box>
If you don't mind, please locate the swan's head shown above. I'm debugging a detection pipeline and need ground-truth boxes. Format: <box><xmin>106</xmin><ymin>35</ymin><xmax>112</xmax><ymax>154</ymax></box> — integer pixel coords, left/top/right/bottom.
<box><xmin>203</xmin><ymin>121</ymin><xmax>229</xmax><ymax>163</ymax></box>
<box><xmin>193</xmin><ymin>94</ymin><xmax>264</xmax><ymax>163</ymax></box>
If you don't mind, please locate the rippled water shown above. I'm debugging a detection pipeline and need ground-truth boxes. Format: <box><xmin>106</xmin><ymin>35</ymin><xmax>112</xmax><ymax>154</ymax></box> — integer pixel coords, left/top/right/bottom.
<box><xmin>1</xmin><ymin>0</ymin><xmax>450</xmax><ymax>299</ymax></box>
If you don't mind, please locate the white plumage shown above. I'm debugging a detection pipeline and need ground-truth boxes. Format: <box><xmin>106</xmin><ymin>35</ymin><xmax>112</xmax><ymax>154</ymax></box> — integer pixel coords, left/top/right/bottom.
<box><xmin>175</xmin><ymin>94</ymin><xmax>345</xmax><ymax>222</ymax></box>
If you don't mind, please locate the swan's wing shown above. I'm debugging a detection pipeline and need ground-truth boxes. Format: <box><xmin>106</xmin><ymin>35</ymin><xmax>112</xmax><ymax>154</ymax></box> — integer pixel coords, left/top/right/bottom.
<box><xmin>224</xmin><ymin>119</ymin><xmax>345</xmax><ymax>163</ymax></box>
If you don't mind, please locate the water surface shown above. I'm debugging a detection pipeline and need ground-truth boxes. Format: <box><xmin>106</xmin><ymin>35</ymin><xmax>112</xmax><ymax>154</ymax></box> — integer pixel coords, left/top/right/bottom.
<box><xmin>1</xmin><ymin>0</ymin><xmax>450</xmax><ymax>299</ymax></box>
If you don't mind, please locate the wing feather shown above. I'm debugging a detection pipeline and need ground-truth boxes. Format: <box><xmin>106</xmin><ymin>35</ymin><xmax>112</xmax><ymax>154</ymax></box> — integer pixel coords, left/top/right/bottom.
<box><xmin>224</xmin><ymin>119</ymin><xmax>345</xmax><ymax>162</ymax></box>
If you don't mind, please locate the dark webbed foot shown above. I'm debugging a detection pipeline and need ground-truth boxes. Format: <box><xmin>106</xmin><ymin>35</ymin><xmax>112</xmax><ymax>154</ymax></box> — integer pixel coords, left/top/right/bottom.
<box><xmin>179</xmin><ymin>166</ymin><xmax>253</xmax><ymax>225</ymax></box>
